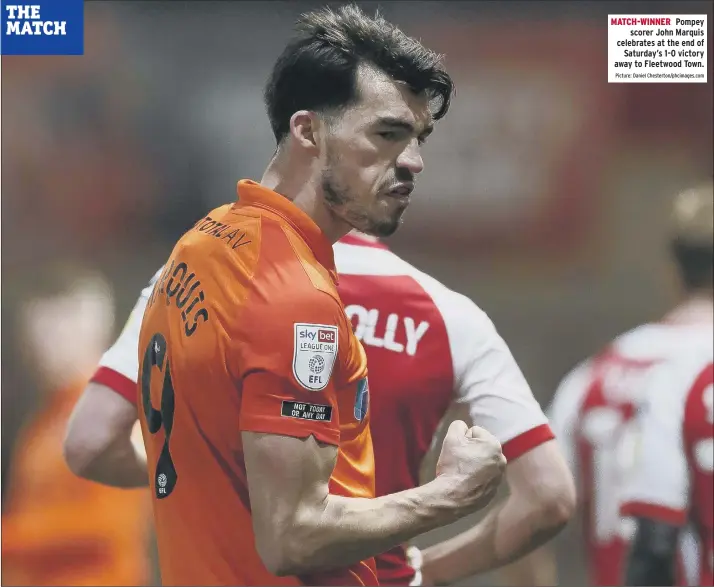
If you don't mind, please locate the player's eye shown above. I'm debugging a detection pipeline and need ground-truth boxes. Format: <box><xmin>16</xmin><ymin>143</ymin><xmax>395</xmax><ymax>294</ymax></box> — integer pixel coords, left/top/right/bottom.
<box><xmin>378</xmin><ymin>130</ymin><xmax>427</xmax><ymax>146</ymax></box>
<box><xmin>378</xmin><ymin>131</ymin><xmax>401</xmax><ymax>141</ymax></box>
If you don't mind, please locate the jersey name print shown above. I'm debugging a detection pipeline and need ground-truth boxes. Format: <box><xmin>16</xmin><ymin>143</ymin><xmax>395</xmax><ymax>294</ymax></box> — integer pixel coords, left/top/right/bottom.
<box><xmin>136</xmin><ymin>182</ymin><xmax>377</xmax><ymax>586</ymax></box>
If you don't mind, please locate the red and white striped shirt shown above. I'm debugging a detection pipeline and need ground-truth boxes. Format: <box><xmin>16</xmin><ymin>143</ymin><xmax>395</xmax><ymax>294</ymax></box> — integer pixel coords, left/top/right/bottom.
<box><xmin>621</xmin><ymin>351</ymin><xmax>713</xmax><ymax>586</ymax></box>
<box><xmin>549</xmin><ymin>300</ymin><xmax>713</xmax><ymax>586</ymax></box>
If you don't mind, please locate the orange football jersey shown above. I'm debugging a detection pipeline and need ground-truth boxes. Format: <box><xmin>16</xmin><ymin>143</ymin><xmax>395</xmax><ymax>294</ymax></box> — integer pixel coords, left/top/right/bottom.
<box><xmin>137</xmin><ymin>180</ymin><xmax>377</xmax><ymax>586</ymax></box>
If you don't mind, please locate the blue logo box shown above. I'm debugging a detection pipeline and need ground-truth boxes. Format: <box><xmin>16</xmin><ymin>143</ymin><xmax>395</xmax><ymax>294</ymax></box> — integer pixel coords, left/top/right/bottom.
<box><xmin>1</xmin><ymin>0</ymin><xmax>84</xmax><ymax>55</ymax></box>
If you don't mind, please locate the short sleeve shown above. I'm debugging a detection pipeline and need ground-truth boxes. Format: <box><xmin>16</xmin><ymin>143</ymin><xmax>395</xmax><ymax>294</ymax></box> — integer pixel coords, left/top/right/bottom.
<box><xmin>450</xmin><ymin>295</ymin><xmax>553</xmax><ymax>461</ymax></box>
<box><xmin>237</xmin><ymin>291</ymin><xmax>361</xmax><ymax>447</ymax></box>
<box><xmin>620</xmin><ymin>360</ymin><xmax>691</xmax><ymax>526</ymax></box>
<box><xmin>92</xmin><ymin>267</ymin><xmax>164</xmax><ymax>402</ymax></box>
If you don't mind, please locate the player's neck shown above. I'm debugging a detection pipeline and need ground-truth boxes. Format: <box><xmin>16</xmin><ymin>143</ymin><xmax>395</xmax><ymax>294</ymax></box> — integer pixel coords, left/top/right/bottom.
<box><xmin>260</xmin><ymin>157</ymin><xmax>352</xmax><ymax>244</ymax></box>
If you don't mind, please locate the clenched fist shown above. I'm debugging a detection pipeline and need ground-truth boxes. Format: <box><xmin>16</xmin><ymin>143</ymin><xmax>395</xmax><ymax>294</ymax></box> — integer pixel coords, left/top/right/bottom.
<box><xmin>435</xmin><ymin>420</ymin><xmax>506</xmax><ymax>514</ymax></box>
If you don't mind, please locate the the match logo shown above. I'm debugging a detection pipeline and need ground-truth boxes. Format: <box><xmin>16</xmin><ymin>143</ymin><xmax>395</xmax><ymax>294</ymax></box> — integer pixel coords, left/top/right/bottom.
<box><xmin>1</xmin><ymin>0</ymin><xmax>84</xmax><ymax>55</ymax></box>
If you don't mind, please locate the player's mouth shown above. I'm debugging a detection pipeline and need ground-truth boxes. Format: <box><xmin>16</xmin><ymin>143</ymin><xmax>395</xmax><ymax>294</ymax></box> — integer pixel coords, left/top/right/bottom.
<box><xmin>386</xmin><ymin>183</ymin><xmax>414</xmax><ymax>201</ymax></box>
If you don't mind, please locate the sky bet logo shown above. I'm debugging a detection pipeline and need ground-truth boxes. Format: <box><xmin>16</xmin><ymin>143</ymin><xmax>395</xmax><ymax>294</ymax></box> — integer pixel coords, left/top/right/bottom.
<box><xmin>1</xmin><ymin>0</ymin><xmax>83</xmax><ymax>55</ymax></box>
<box><xmin>300</xmin><ymin>329</ymin><xmax>336</xmax><ymax>343</ymax></box>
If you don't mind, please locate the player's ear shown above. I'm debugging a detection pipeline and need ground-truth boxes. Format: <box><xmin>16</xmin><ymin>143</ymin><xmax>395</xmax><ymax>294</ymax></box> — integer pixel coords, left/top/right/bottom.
<box><xmin>289</xmin><ymin>111</ymin><xmax>319</xmax><ymax>153</ymax></box>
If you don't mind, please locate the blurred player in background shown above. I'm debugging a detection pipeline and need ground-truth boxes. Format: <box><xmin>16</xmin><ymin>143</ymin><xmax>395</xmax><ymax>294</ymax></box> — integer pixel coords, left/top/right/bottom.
<box><xmin>66</xmin><ymin>5</ymin><xmax>510</xmax><ymax>586</ymax></box>
<box><xmin>523</xmin><ymin>181</ymin><xmax>714</xmax><ymax>586</ymax></box>
<box><xmin>64</xmin><ymin>5</ymin><xmax>575</xmax><ymax>587</ymax></box>
<box><xmin>1</xmin><ymin>266</ymin><xmax>152</xmax><ymax>586</ymax></box>
<box><xmin>621</xmin><ymin>352</ymin><xmax>713</xmax><ymax>586</ymax></box>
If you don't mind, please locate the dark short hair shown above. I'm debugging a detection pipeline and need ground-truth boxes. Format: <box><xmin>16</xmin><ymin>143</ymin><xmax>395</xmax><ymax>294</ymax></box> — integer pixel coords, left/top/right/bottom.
<box><xmin>264</xmin><ymin>4</ymin><xmax>454</xmax><ymax>143</ymax></box>
<box><xmin>671</xmin><ymin>238</ymin><xmax>713</xmax><ymax>291</ymax></box>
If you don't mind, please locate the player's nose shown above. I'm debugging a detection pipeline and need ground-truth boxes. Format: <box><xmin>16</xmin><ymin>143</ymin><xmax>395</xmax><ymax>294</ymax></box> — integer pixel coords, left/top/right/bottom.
<box><xmin>397</xmin><ymin>141</ymin><xmax>424</xmax><ymax>175</ymax></box>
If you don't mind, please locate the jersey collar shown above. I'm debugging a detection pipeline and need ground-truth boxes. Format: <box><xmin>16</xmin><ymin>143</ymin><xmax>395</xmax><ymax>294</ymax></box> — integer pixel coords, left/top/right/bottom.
<box><xmin>237</xmin><ymin>180</ymin><xmax>336</xmax><ymax>275</ymax></box>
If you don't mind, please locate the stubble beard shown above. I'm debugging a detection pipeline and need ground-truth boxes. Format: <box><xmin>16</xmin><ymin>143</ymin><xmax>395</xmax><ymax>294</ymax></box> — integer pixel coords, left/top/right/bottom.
<box><xmin>321</xmin><ymin>166</ymin><xmax>403</xmax><ymax>238</ymax></box>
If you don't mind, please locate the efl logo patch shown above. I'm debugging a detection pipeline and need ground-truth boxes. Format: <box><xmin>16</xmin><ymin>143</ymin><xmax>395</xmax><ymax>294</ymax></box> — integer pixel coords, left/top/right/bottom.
<box><xmin>1</xmin><ymin>0</ymin><xmax>84</xmax><ymax>55</ymax></box>
<box><xmin>281</xmin><ymin>400</ymin><xmax>333</xmax><ymax>422</ymax></box>
<box><xmin>354</xmin><ymin>377</ymin><xmax>369</xmax><ymax>422</ymax></box>
<box><xmin>293</xmin><ymin>323</ymin><xmax>338</xmax><ymax>391</ymax></box>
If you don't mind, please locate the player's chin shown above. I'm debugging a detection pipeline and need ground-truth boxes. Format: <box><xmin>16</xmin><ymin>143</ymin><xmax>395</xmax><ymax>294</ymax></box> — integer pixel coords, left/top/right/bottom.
<box><xmin>363</xmin><ymin>213</ymin><xmax>404</xmax><ymax>238</ymax></box>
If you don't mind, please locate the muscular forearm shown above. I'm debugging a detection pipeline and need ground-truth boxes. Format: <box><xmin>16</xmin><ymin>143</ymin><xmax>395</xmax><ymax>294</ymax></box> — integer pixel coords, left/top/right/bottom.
<box><xmin>247</xmin><ymin>423</ymin><xmax>505</xmax><ymax>577</ymax></box>
<box><xmin>68</xmin><ymin>435</ymin><xmax>148</xmax><ymax>488</ymax></box>
<box><xmin>282</xmin><ymin>475</ymin><xmax>481</xmax><ymax>575</ymax></box>
<box><xmin>492</xmin><ymin>545</ymin><xmax>558</xmax><ymax>587</ymax></box>
<box><xmin>85</xmin><ymin>440</ymin><xmax>148</xmax><ymax>487</ymax></box>
<box><xmin>418</xmin><ymin>441</ymin><xmax>575</xmax><ymax>585</ymax></box>
<box><xmin>420</xmin><ymin>493</ymin><xmax>567</xmax><ymax>584</ymax></box>
<box><xmin>64</xmin><ymin>383</ymin><xmax>147</xmax><ymax>488</ymax></box>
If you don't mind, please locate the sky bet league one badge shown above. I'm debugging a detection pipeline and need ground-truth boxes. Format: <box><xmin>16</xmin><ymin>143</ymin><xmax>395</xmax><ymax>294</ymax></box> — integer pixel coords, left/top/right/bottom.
<box><xmin>1</xmin><ymin>0</ymin><xmax>83</xmax><ymax>55</ymax></box>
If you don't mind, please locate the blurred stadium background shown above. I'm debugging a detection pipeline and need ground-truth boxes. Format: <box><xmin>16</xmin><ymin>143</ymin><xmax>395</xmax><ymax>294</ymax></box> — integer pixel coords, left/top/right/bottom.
<box><xmin>2</xmin><ymin>1</ymin><xmax>712</xmax><ymax>585</ymax></box>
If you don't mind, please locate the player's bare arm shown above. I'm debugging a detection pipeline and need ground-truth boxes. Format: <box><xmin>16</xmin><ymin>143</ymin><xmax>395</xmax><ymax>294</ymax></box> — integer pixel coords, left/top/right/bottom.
<box><xmin>509</xmin><ymin>362</ymin><xmax>588</xmax><ymax>587</ymax></box>
<box><xmin>503</xmin><ymin>364</ymin><xmax>586</xmax><ymax>587</ymax></box>
<box><xmin>491</xmin><ymin>545</ymin><xmax>558</xmax><ymax>587</ymax></box>
<box><xmin>64</xmin><ymin>382</ymin><xmax>148</xmax><ymax>487</ymax></box>
<box><xmin>418</xmin><ymin>439</ymin><xmax>574</xmax><ymax>585</ymax></box>
<box><xmin>243</xmin><ymin>420</ymin><xmax>506</xmax><ymax>576</ymax></box>
<box><xmin>63</xmin><ymin>267</ymin><xmax>161</xmax><ymax>489</ymax></box>
<box><xmin>409</xmin><ymin>297</ymin><xmax>574</xmax><ymax>586</ymax></box>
